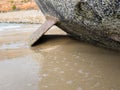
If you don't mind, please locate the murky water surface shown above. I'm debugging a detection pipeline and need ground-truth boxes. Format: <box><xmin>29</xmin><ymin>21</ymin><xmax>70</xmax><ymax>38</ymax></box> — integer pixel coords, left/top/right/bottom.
<box><xmin>0</xmin><ymin>23</ymin><xmax>120</xmax><ymax>90</ymax></box>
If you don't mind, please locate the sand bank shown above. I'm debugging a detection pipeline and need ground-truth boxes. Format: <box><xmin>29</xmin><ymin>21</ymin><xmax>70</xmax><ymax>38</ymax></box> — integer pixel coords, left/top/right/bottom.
<box><xmin>0</xmin><ymin>10</ymin><xmax>45</xmax><ymax>24</ymax></box>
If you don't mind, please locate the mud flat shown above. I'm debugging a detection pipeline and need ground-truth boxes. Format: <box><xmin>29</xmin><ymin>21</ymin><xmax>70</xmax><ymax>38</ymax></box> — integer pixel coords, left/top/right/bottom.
<box><xmin>0</xmin><ymin>23</ymin><xmax>120</xmax><ymax>90</ymax></box>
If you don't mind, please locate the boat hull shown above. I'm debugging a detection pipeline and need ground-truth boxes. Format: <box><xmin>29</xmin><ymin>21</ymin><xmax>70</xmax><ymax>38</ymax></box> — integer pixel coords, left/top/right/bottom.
<box><xmin>35</xmin><ymin>0</ymin><xmax>120</xmax><ymax>50</ymax></box>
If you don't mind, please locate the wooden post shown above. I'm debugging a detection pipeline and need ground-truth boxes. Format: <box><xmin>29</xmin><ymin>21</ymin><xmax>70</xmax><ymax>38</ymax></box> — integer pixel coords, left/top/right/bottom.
<box><xmin>29</xmin><ymin>15</ymin><xmax>59</xmax><ymax>46</ymax></box>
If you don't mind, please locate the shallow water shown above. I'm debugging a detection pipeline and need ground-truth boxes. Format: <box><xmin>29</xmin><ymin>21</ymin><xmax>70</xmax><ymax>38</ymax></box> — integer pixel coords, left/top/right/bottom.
<box><xmin>0</xmin><ymin>23</ymin><xmax>120</xmax><ymax>90</ymax></box>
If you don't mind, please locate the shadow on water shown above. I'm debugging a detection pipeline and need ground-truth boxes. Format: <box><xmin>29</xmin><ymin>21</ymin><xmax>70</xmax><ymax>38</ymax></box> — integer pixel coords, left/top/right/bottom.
<box><xmin>32</xmin><ymin>35</ymin><xmax>72</xmax><ymax>46</ymax></box>
<box><xmin>29</xmin><ymin>34</ymin><xmax>120</xmax><ymax>90</ymax></box>
<box><xmin>32</xmin><ymin>34</ymin><xmax>120</xmax><ymax>52</ymax></box>
<box><xmin>31</xmin><ymin>34</ymin><xmax>120</xmax><ymax>54</ymax></box>
<box><xmin>0</xmin><ymin>23</ymin><xmax>120</xmax><ymax>90</ymax></box>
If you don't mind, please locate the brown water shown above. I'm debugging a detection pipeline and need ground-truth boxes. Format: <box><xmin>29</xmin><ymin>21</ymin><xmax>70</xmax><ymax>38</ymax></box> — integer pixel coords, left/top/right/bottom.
<box><xmin>0</xmin><ymin>23</ymin><xmax>120</xmax><ymax>90</ymax></box>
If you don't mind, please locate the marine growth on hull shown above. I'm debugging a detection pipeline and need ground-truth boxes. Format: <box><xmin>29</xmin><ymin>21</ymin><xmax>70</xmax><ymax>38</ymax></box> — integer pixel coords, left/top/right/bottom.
<box><xmin>33</xmin><ymin>0</ymin><xmax>120</xmax><ymax>50</ymax></box>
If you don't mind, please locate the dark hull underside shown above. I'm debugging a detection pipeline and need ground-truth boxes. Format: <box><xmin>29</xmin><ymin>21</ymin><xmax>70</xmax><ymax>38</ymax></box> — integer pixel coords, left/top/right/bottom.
<box><xmin>35</xmin><ymin>0</ymin><xmax>120</xmax><ymax>51</ymax></box>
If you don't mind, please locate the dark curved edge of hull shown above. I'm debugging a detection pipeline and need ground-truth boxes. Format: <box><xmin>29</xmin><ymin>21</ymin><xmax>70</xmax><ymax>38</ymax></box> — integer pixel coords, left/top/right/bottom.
<box><xmin>35</xmin><ymin>0</ymin><xmax>120</xmax><ymax>51</ymax></box>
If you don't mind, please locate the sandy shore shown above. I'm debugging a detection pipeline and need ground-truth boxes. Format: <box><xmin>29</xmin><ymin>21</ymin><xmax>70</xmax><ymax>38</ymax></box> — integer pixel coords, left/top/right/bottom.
<box><xmin>0</xmin><ymin>10</ymin><xmax>45</xmax><ymax>24</ymax></box>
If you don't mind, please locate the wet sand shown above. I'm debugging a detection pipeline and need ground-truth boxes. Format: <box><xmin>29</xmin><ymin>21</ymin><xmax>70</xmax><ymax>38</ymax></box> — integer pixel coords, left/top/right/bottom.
<box><xmin>0</xmin><ymin>23</ymin><xmax>120</xmax><ymax>90</ymax></box>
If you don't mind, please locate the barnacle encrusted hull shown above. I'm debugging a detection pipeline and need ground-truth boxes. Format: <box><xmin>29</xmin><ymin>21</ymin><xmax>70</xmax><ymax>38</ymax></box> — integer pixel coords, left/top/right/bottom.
<box><xmin>35</xmin><ymin>0</ymin><xmax>120</xmax><ymax>50</ymax></box>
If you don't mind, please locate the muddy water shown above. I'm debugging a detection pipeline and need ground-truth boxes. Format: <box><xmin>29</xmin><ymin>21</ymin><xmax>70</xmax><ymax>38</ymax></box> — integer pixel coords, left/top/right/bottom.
<box><xmin>0</xmin><ymin>23</ymin><xmax>120</xmax><ymax>90</ymax></box>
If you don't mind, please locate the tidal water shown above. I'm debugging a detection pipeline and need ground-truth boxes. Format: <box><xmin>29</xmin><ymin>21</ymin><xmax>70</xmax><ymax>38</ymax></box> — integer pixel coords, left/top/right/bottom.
<box><xmin>0</xmin><ymin>23</ymin><xmax>120</xmax><ymax>90</ymax></box>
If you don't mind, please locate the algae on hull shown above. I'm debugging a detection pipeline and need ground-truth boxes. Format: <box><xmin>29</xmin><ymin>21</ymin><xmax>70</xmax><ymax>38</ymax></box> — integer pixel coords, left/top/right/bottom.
<box><xmin>35</xmin><ymin>0</ymin><xmax>120</xmax><ymax>50</ymax></box>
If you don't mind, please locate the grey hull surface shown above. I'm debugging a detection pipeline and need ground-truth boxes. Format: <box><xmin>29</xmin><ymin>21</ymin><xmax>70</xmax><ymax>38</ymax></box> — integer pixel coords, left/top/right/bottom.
<box><xmin>35</xmin><ymin>0</ymin><xmax>120</xmax><ymax>51</ymax></box>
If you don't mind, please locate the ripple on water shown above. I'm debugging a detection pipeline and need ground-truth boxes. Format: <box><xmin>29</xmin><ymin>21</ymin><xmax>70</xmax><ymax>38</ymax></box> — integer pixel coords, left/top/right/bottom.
<box><xmin>0</xmin><ymin>42</ymin><xmax>29</xmax><ymax>50</ymax></box>
<box><xmin>77</xmin><ymin>87</ymin><xmax>83</xmax><ymax>90</ymax></box>
<box><xmin>0</xmin><ymin>55</ymin><xmax>41</xmax><ymax>90</ymax></box>
<box><xmin>0</xmin><ymin>25</ymin><xmax>21</xmax><ymax>31</ymax></box>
